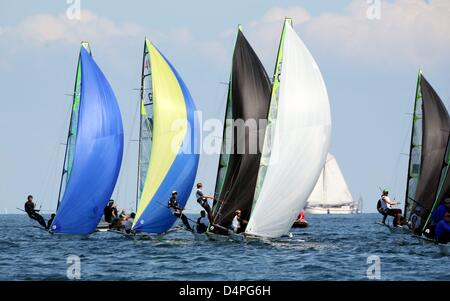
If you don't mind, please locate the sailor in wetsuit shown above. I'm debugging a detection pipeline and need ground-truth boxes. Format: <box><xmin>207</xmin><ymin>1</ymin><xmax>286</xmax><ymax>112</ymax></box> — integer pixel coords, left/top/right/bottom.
<box><xmin>196</xmin><ymin>210</ymin><xmax>208</xmax><ymax>234</ymax></box>
<box><xmin>47</xmin><ymin>213</ymin><xmax>56</xmax><ymax>230</ymax></box>
<box><xmin>24</xmin><ymin>195</ymin><xmax>47</xmax><ymax>229</ymax></box>
<box><xmin>195</xmin><ymin>182</ymin><xmax>215</xmax><ymax>224</ymax></box>
<box><xmin>168</xmin><ymin>191</ymin><xmax>193</xmax><ymax>231</ymax></box>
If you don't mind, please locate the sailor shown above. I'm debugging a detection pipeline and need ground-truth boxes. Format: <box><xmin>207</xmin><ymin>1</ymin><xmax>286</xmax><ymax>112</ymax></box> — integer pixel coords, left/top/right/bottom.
<box><xmin>24</xmin><ymin>195</ymin><xmax>47</xmax><ymax>229</ymax></box>
<box><xmin>431</xmin><ymin>198</ymin><xmax>450</xmax><ymax>224</ymax></box>
<box><xmin>47</xmin><ymin>213</ymin><xmax>56</xmax><ymax>230</ymax></box>
<box><xmin>409</xmin><ymin>207</ymin><xmax>423</xmax><ymax>235</ymax></box>
<box><xmin>231</xmin><ymin>209</ymin><xmax>247</xmax><ymax>234</ymax></box>
<box><xmin>103</xmin><ymin>200</ymin><xmax>116</xmax><ymax>223</ymax></box>
<box><xmin>297</xmin><ymin>211</ymin><xmax>305</xmax><ymax>221</ymax></box>
<box><xmin>109</xmin><ymin>217</ymin><xmax>122</xmax><ymax>230</ymax></box>
<box><xmin>196</xmin><ymin>210</ymin><xmax>208</xmax><ymax>234</ymax></box>
<box><xmin>435</xmin><ymin>212</ymin><xmax>450</xmax><ymax>244</ymax></box>
<box><xmin>168</xmin><ymin>191</ymin><xmax>193</xmax><ymax>231</ymax></box>
<box><xmin>379</xmin><ymin>189</ymin><xmax>402</xmax><ymax>226</ymax></box>
<box><xmin>195</xmin><ymin>182</ymin><xmax>214</xmax><ymax>223</ymax></box>
<box><xmin>123</xmin><ymin>212</ymin><xmax>135</xmax><ymax>234</ymax></box>
<box><xmin>423</xmin><ymin>198</ymin><xmax>450</xmax><ymax>238</ymax></box>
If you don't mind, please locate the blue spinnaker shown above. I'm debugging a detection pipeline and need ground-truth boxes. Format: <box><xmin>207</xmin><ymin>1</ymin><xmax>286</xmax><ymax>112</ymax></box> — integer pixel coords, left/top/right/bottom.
<box><xmin>51</xmin><ymin>47</ymin><xmax>124</xmax><ymax>235</ymax></box>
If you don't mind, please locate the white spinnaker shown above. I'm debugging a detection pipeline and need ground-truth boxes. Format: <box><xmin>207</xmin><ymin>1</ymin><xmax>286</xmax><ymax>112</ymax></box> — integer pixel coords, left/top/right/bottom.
<box><xmin>306</xmin><ymin>154</ymin><xmax>353</xmax><ymax>207</ymax></box>
<box><xmin>246</xmin><ymin>23</ymin><xmax>331</xmax><ymax>238</ymax></box>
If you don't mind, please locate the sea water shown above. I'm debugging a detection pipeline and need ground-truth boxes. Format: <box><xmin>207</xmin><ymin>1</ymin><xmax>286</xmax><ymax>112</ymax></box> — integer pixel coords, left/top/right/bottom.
<box><xmin>0</xmin><ymin>213</ymin><xmax>449</xmax><ymax>280</ymax></box>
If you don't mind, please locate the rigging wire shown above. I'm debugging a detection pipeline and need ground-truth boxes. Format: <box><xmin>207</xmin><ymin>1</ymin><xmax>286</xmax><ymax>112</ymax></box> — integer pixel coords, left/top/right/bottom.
<box><xmin>389</xmin><ymin>113</ymin><xmax>412</xmax><ymax>202</ymax></box>
<box><xmin>37</xmin><ymin>102</ymin><xmax>73</xmax><ymax>212</ymax></box>
<box><xmin>114</xmin><ymin>92</ymin><xmax>141</xmax><ymax>212</ymax></box>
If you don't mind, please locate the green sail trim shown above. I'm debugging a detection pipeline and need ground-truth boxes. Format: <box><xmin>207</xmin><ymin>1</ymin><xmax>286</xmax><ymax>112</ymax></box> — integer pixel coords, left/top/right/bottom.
<box><xmin>67</xmin><ymin>42</ymin><xmax>92</xmax><ymax>182</ymax></box>
<box><xmin>57</xmin><ymin>42</ymin><xmax>92</xmax><ymax>208</ymax></box>
<box><xmin>252</xmin><ymin>18</ymin><xmax>290</xmax><ymax>210</ymax></box>
<box><xmin>66</xmin><ymin>59</ymin><xmax>82</xmax><ymax>180</ymax></box>
<box><xmin>404</xmin><ymin>70</ymin><xmax>423</xmax><ymax>220</ymax></box>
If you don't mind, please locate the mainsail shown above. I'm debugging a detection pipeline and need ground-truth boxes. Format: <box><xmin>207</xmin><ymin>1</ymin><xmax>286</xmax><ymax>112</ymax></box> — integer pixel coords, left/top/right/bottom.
<box><xmin>51</xmin><ymin>43</ymin><xmax>124</xmax><ymax>235</ymax></box>
<box><xmin>305</xmin><ymin>154</ymin><xmax>354</xmax><ymax>208</ymax></box>
<box><xmin>132</xmin><ymin>39</ymin><xmax>200</xmax><ymax>234</ymax></box>
<box><xmin>136</xmin><ymin>39</ymin><xmax>154</xmax><ymax>211</ymax></box>
<box><xmin>246</xmin><ymin>18</ymin><xmax>331</xmax><ymax>238</ymax></box>
<box><xmin>211</xmin><ymin>27</ymin><xmax>271</xmax><ymax>230</ymax></box>
<box><xmin>405</xmin><ymin>73</ymin><xmax>450</xmax><ymax>221</ymax></box>
<box><xmin>404</xmin><ymin>70</ymin><xmax>423</xmax><ymax>219</ymax></box>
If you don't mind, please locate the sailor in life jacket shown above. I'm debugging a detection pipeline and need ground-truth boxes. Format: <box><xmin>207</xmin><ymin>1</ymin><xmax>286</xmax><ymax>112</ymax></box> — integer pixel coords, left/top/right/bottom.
<box><xmin>195</xmin><ymin>182</ymin><xmax>215</xmax><ymax>224</ymax></box>
<box><xmin>230</xmin><ymin>209</ymin><xmax>249</xmax><ymax>234</ymax></box>
<box><xmin>409</xmin><ymin>207</ymin><xmax>423</xmax><ymax>235</ymax></box>
<box><xmin>378</xmin><ymin>189</ymin><xmax>402</xmax><ymax>226</ymax></box>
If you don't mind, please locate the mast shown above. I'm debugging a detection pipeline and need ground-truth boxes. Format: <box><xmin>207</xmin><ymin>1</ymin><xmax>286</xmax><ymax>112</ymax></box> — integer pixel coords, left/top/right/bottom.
<box><xmin>135</xmin><ymin>39</ymin><xmax>154</xmax><ymax>213</ymax></box>
<box><xmin>403</xmin><ymin>69</ymin><xmax>422</xmax><ymax>218</ymax></box>
<box><xmin>136</xmin><ymin>39</ymin><xmax>147</xmax><ymax>212</ymax></box>
<box><xmin>56</xmin><ymin>41</ymin><xmax>91</xmax><ymax>210</ymax></box>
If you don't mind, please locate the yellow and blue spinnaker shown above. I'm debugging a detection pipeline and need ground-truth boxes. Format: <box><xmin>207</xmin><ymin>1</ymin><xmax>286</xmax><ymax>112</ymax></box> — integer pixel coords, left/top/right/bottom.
<box><xmin>132</xmin><ymin>40</ymin><xmax>199</xmax><ymax>234</ymax></box>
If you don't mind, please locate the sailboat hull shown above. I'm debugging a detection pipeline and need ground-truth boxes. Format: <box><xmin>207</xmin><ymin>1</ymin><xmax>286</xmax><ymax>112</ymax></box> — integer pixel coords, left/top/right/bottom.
<box><xmin>305</xmin><ymin>206</ymin><xmax>354</xmax><ymax>214</ymax></box>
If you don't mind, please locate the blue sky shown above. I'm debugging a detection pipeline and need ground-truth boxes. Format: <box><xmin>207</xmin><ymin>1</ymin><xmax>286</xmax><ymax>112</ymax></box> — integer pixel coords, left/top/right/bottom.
<box><xmin>1</xmin><ymin>0</ymin><xmax>449</xmax><ymax>214</ymax></box>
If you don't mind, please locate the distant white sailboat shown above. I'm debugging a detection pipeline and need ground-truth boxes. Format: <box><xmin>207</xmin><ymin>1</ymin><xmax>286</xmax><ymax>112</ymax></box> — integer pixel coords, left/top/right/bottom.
<box><xmin>305</xmin><ymin>154</ymin><xmax>354</xmax><ymax>214</ymax></box>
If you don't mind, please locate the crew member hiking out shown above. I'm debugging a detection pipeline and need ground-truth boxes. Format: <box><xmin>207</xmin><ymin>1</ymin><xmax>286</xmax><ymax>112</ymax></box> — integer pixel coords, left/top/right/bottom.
<box><xmin>195</xmin><ymin>182</ymin><xmax>214</xmax><ymax>224</ymax></box>
<box><xmin>168</xmin><ymin>191</ymin><xmax>193</xmax><ymax>231</ymax></box>
<box><xmin>378</xmin><ymin>189</ymin><xmax>402</xmax><ymax>226</ymax></box>
<box><xmin>24</xmin><ymin>195</ymin><xmax>47</xmax><ymax>229</ymax></box>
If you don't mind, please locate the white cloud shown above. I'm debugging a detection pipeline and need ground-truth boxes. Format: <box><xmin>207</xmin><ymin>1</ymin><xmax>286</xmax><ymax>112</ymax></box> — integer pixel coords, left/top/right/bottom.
<box><xmin>0</xmin><ymin>10</ymin><xmax>144</xmax><ymax>46</ymax></box>
<box><xmin>302</xmin><ymin>0</ymin><xmax>450</xmax><ymax>66</ymax></box>
<box><xmin>245</xmin><ymin>6</ymin><xmax>311</xmax><ymax>62</ymax></box>
<box><xmin>205</xmin><ymin>0</ymin><xmax>450</xmax><ymax>69</ymax></box>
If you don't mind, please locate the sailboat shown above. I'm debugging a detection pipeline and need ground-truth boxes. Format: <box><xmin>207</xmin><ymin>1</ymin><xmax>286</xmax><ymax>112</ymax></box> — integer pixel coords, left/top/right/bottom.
<box><xmin>402</xmin><ymin>70</ymin><xmax>450</xmax><ymax>227</ymax></box>
<box><xmin>304</xmin><ymin>154</ymin><xmax>355</xmax><ymax>214</ymax></box>
<box><xmin>50</xmin><ymin>42</ymin><xmax>124</xmax><ymax>235</ymax></box>
<box><xmin>209</xmin><ymin>25</ymin><xmax>272</xmax><ymax>239</ymax></box>
<box><xmin>210</xmin><ymin>18</ymin><xmax>331</xmax><ymax>239</ymax></box>
<box><xmin>378</xmin><ymin>70</ymin><xmax>450</xmax><ymax>235</ymax></box>
<box><xmin>400</xmin><ymin>71</ymin><xmax>450</xmax><ymax>254</ymax></box>
<box><xmin>130</xmin><ymin>39</ymin><xmax>200</xmax><ymax>236</ymax></box>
